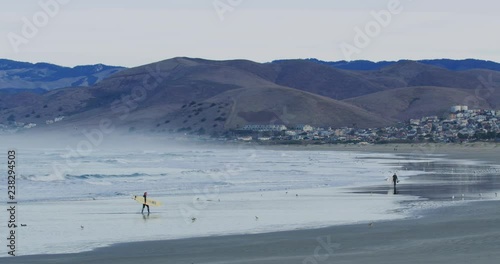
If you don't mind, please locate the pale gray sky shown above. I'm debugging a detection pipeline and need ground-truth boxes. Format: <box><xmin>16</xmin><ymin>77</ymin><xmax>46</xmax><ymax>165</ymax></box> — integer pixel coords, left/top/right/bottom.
<box><xmin>1</xmin><ymin>0</ymin><xmax>499</xmax><ymax>67</ymax></box>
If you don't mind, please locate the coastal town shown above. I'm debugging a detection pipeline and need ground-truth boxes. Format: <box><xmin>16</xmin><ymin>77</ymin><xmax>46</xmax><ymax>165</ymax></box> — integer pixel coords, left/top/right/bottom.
<box><xmin>231</xmin><ymin>105</ymin><xmax>500</xmax><ymax>144</ymax></box>
<box><xmin>2</xmin><ymin>105</ymin><xmax>500</xmax><ymax>144</ymax></box>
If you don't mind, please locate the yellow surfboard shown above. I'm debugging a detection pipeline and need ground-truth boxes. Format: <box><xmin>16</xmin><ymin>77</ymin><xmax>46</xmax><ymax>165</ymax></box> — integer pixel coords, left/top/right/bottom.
<box><xmin>133</xmin><ymin>195</ymin><xmax>162</xmax><ymax>207</ymax></box>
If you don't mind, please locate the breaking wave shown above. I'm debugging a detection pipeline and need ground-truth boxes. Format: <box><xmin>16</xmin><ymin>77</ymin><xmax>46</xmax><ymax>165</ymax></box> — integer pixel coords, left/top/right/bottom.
<box><xmin>66</xmin><ymin>173</ymin><xmax>149</xmax><ymax>180</ymax></box>
<box><xmin>22</xmin><ymin>173</ymin><xmax>154</xmax><ymax>182</ymax></box>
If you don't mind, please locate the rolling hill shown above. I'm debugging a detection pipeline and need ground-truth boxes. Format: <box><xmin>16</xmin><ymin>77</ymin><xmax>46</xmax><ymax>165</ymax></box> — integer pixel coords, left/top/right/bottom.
<box><xmin>157</xmin><ymin>85</ymin><xmax>391</xmax><ymax>134</ymax></box>
<box><xmin>1</xmin><ymin>57</ymin><xmax>499</xmax><ymax>134</ymax></box>
<box><xmin>344</xmin><ymin>86</ymin><xmax>492</xmax><ymax>121</ymax></box>
<box><xmin>307</xmin><ymin>58</ymin><xmax>500</xmax><ymax>72</ymax></box>
<box><xmin>271</xmin><ymin>60</ymin><xmax>387</xmax><ymax>100</ymax></box>
<box><xmin>0</xmin><ymin>59</ymin><xmax>125</xmax><ymax>93</ymax></box>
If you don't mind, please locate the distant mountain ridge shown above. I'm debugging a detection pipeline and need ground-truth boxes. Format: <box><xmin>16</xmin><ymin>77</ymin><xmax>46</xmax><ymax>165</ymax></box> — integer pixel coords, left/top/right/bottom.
<box><xmin>1</xmin><ymin>57</ymin><xmax>500</xmax><ymax>134</ymax></box>
<box><xmin>298</xmin><ymin>58</ymin><xmax>500</xmax><ymax>72</ymax></box>
<box><xmin>0</xmin><ymin>59</ymin><xmax>125</xmax><ymax>93</ymax></box>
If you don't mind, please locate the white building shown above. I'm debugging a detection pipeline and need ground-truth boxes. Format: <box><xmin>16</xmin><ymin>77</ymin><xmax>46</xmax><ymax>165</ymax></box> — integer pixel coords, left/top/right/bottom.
<box><xmin>293</xmin><ymin>124</ymin><xmax>314</xmax><ymax>132</ymax></box>
<box><xmin>410</xmin><ymin>119</ymin><xmax>421</xmax><ymax>126</ymax></box>
<box><xmin>450</xmin><ymin>105</ymin><xmax>469</xmax><ymax>113</ymax></box>
<box><xmin>476</xmin><ymin>115</ymin><xmax>487</xmax><ymax>122</ymax></box>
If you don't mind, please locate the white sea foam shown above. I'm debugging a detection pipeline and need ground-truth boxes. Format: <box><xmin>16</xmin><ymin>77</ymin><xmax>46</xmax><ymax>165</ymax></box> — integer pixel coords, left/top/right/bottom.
<box><xmin>0</xmin><ymin>146</ymin><xmax>490</xmax><ymax>257</ymax></box>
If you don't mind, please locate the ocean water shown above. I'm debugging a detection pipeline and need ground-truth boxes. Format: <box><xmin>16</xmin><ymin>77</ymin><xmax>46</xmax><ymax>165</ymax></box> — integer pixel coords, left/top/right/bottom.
<box><xmin>0</xmin><ymin>145</ymin><xmax>497</xmax><ymax>256</ymax></box>
<box><xmin>13</xmin><ymin>147</ymin><xmax>425</xmax><ymax>202</ymax></box>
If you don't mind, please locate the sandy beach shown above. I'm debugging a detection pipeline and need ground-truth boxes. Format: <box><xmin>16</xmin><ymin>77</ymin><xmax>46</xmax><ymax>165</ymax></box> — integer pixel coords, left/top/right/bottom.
<box><xmin>3</xmin><ymin>143</ymin><xmax>500</xmax><ymax>263</ymax></box>
<box><xmin>9</xmin><ymin>199</ymin><xmax>500</xmax><ymax>264</ymax></box>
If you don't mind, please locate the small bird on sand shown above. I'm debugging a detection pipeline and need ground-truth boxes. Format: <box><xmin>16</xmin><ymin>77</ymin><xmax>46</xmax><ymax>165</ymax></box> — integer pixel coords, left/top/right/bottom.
<box><xmin>81</xmin><ymin>225</ymin><xmax>84</xmax><ymax>230</ymax></box>
<box><xmin>255</xmin><ymin>216</ymin><xmax>259</xmax><ymax>221</ymax></box>
<box><xmin>296</xmin><ymin>194</ymin><xmax>299</xmax><ymax>197</ymax></box>
<box><xmin>191</xmin><ymin>217</ymin><xmax>197</xmax><ymax>223</ymax></box>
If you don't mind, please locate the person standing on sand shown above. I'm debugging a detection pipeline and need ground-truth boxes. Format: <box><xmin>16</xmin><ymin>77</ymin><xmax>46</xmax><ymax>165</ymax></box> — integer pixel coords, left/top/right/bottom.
<box><xmin>392</xmin><ymin>173</ymin><xmax>399</xmax><ymax>194</ymax></box>
<box><xmin>141</xmin><ymin>192</ymin><xmax>150</xmax><ymax>214</ymax></box>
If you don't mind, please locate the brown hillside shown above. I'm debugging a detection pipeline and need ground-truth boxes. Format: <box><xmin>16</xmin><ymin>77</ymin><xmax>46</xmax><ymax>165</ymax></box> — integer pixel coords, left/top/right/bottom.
<box><xmin>151</xmin><ymin>85</ymin><xmax>392</xmax><ymax>134</ymax></box>
<box><xmin>363</xmin><ymin>61</ymin><xmax>499</xmax><ymax>90</ymax></box>
<box><xmin>211</xmin><ymin>86</ymin><xmax>391</xmax><ymax>129</ymax></box>
<box><xmin>345</xmin><ymin>86</ymin><xmax>492</xmax><ymax>121</ymax></box>
<box><xmin>2</xmin><ymin>57</ymin><xmax>500</xmax><ymax>134</ymax></box>
<box><xmin>272</xmin><ymin>60</ymin><xmax>387</xmax><ymax>100</ymax></box>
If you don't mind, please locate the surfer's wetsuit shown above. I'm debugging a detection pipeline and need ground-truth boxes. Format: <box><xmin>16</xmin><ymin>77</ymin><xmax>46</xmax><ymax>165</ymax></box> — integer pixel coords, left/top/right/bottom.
<box><xmin>392</xmin><ymin>174</ymin><xmax>398</xmax><ymax>193</ymax></box>
<box><xmin>142</xmin><ymin>193</ymin><xmax>150</xmax><ymax>214</ymax></box>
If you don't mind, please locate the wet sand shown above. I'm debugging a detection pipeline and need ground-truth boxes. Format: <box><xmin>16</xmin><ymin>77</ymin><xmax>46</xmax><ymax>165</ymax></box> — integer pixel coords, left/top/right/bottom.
<box><xmin>8</xmin><ymin>200</ymin><xmax>500</xmax><ymax>264</ymax></box>
<box><xmin>7</xmin><ymin>143</ymin><xmax>500</xmax><ymax>263</ymax></box>
<box><xmin>327</xmin><ymin>142</ymin><xmax>500</xmax><ymax>164</ymax></box>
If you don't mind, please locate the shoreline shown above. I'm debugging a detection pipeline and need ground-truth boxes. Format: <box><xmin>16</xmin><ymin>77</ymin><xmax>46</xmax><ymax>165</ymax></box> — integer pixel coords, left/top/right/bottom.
<box><xmin>4</xmin><ymin>143</ymin><xmax>500</xmax><ymax>262</ymax></box>
<box><xmin>8</xmin><ymin>199</ymin><xmax>500</xmax><ymax>264</ymax></box>
<box><xmin>258</xmin><ymin>142</ymin><xmax>500</xmax><ymax>163</ymax></box>
<box><xmin>2</xmin><ymin>185</ymin><xmax>414</xmax><ymax>258</ymax></box>
<box><xmin>181</xmin><ymin>140</ymin><xmax>500</xmax><ymax>166</ymax></box>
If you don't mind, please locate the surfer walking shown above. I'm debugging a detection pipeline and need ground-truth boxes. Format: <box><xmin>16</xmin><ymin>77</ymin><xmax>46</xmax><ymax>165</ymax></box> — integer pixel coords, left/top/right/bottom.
<box><xmin>141</xmin><ymin>192</ymin><xmax>150</xmax><ymax>214</ymax></box>
<box><xmin>392</xmin><ymin>173</ymin><xmax>399</xmax><ymax>194</ymax></box>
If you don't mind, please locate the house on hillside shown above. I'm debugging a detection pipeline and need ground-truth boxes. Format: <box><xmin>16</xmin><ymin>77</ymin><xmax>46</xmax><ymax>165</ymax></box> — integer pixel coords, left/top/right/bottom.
<box><xmin>450</xmin><ymin>105</ymin><xmax>468</xmax><ymax>113</ymax></box>
<box><xmin>410</xmin><ymin>119</ymin><xmax>421</xmax><ymax>126</ymax></box>
<box><xmin>292</xmin><ymin>124</ymin><xmax>314</xmax><ymax>132</ymax></box>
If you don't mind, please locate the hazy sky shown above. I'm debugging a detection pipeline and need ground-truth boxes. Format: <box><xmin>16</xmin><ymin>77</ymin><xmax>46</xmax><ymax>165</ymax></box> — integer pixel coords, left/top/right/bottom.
<box><xmin>1</xmin><ymin>0</ymin><xmax>499</xmax><ymax>67</ymax></box>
